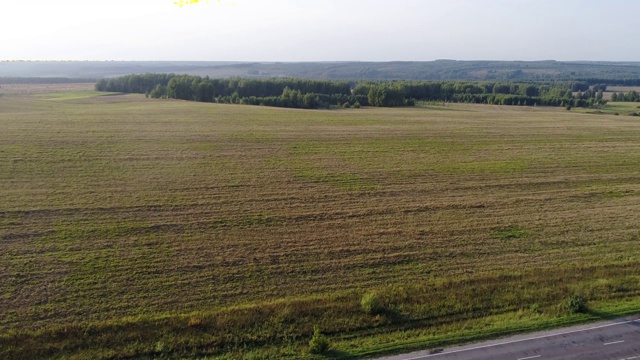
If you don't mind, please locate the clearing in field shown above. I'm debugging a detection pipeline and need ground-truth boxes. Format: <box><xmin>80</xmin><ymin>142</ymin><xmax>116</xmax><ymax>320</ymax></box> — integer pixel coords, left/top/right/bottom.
<box><xmin>1</xmin><ymin>89</ymin><xmax>639</xmax><ymax>359</ymax></box>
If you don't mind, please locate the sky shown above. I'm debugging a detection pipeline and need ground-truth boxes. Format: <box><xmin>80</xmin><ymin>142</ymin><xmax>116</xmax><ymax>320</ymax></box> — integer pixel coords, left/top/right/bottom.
<box><xmin>3</xmin><ymin>0</ymin><xmax>640</xmax><ymax>62</ymax></box>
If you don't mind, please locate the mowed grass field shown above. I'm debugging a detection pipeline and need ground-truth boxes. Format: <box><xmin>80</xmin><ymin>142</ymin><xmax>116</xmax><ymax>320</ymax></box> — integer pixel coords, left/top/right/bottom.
<box><xmin>1</xmin><ymin>88</ymin><xmax>640</xmax><ymax>359</ymax></box>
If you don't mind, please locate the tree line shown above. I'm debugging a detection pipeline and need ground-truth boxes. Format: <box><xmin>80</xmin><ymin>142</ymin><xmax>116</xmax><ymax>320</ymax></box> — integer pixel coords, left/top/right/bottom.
<box><xmin>611</xmin><ymin>90</ymin><xmax>640</xmax><ymax>102</ymax></box>
<box><xmin>576</xmin><ymin>78</ymin><xmax>640</xmax><ymax>87</ymax></box>
<box><xmin>96</xmin><ymin>74</ymin><xmax>611</xmax><ymax>109</ymax></box>
<box><xmin>96</xmin><ymin>74</ymin><xmax>351</xmax><ymax>98</ymax></box>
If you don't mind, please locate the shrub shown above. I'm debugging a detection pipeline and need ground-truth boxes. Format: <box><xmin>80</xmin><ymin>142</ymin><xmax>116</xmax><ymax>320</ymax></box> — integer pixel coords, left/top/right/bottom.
<box><xmin>308</xmin><ymin>325</ymin><xmax>330</xmax><ymax>354</ymax></box>
<box><xmin>566</xmin><ymin>105</ymin><xmax>572</xmax><ymax>111</ymax></box>
<box><xmin>361</xmin><ymin>291</ymin><xmax>384</xmax><ymax>315</ymax></box>
<box><xmin>564</xmin><ymin>294</ymin><xmax>588</xmax><ymax>314</ymax></box>
<box><xmin>353</xmin><ymin>101</ymin><xmax>361</xmax><ymax>108</ymax></box>
<box><xmin>342</xmin><ymin>102</ymin><xmax>351</xmax><ymax>108</ymax></box>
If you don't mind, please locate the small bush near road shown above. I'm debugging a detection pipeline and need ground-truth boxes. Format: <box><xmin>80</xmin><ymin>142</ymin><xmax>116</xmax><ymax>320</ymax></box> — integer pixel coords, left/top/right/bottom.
<box><xmin>309</xmin><ymin>325</ymin><xmax>330</xmax><ymax>354</ymax></box>
<box><xmin>564</xmin><ymin>294</ymin><xmax>588</xmax><ymax>314</ymax></box>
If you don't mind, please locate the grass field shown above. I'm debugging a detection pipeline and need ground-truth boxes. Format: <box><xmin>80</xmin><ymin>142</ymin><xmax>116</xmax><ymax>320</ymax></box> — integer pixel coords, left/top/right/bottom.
<box><xmin>1</xmin><ymin>90</ymin><xmax>640</xmax><ymax>359</ymax></box>
<box><xmin>573</xmin><ymin>101</ymin><xmax>640</xmax><ymax>116</ymax></box>
<box><xmin>0</xmin><ymin>83</ymin><xmax>95</xmax><ymax>95</ymax></box>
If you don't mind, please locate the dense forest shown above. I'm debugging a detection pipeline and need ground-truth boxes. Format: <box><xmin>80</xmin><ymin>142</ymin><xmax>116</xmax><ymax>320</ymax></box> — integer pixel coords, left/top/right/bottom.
<box><xmin>5</xmin><ymin>60</ymin><xmax>640</xmax><ymax>82</ymax></box>
<box><xmin>97</xmin><ymin>75</ymin><xmax>364</xmax><ymax>109</ymax></box>
<box><xmin>96</xmin><ymin>74</ymin><xmax>617</xmax><ymax>109</ymax></box>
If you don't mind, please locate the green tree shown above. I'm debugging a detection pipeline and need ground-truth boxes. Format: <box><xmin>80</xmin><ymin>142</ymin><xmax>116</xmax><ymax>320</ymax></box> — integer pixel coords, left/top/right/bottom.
<box><xmin>166</xmin><ymin>76</ymin><xmax>194</xmax><ymax>100</ymax></box>
<box><xmin>367</xmin><ymin>85</ymin><xmax>405</xmax><ymax>107</ymax></box>
<box><xmin>149</xmin><ymin>84</ymin><xmax>167</xmax><ymax>99</ymax></box>
<box><xmin>493</xmin><ymin>84</ymin><xmax>511</xmax><ymax>94</ymax></box>
<box><xmin>521</xmin><ymin>85</ymin><xmax>539</xmax><ymax>97</ymax></box>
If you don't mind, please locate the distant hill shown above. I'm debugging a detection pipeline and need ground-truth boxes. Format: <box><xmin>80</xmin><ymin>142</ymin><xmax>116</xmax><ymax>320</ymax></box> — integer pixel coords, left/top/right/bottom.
<box><xmin>2</xmin><ymin>60</ymin><xmax>640</xmax><ymax>82</ymax></box>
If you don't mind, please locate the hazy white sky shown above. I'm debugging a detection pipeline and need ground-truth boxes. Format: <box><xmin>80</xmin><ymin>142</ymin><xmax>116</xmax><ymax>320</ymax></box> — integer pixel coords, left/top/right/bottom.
<box><xmin>3</xmin><ymin>0</ymin><xmax>639</xmax><ymax>61</ymax></box>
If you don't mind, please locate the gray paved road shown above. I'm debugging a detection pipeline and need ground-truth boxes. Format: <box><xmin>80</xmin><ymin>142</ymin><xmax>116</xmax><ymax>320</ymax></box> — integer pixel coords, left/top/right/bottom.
<box><xmin>377</xmin><ymin>316</ymin><xmax>640</xmax><ymax>360</ymax></box>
